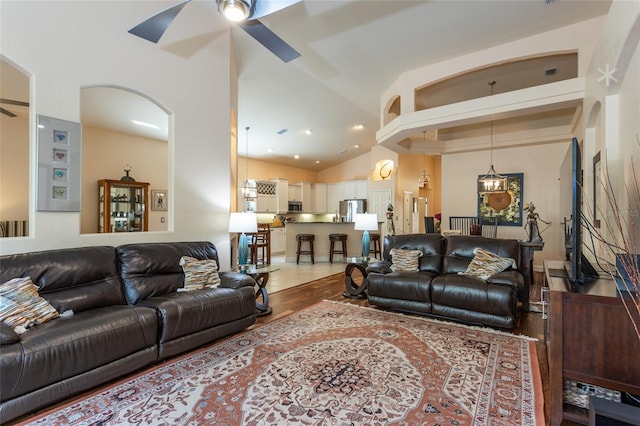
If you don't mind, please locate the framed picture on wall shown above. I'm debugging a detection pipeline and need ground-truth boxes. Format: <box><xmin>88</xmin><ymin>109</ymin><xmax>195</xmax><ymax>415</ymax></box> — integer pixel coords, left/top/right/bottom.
<box><xmin>477</xmin><ymin>173</ymin><xmax>524</xmax><ymax>226</ymax></box>
<box><xmin>151</xmin><ymin>189</ymin><xmax>168</xmax><ymax>211</ymax></box>
<box><xmin>36</xmin><ymin>115</ymin><xmax>82</xmax><ymax>212</ymax></box>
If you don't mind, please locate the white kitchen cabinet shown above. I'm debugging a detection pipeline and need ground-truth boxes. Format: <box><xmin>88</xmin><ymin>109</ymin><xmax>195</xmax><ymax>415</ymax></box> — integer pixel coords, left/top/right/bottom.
<box><xmin>341</xmin><ymin>180</ymin><xmax>368</xmax><ymax>199</ymax></box>
<box><xmin>270</xmin><ymin>227</ymin><xmax>286</xmax><ymax>254</ymax></box>
<box><xmin>288</xmin><ymin>184</ymin><xmax>301</xmax><ymax>201</ymax></box>
<box><xmin>300</xmin><ymin>182</ymin><xmax>311</xmax><ymax>211</ymax></box>
<box><xmin>326</xmin><ymin>183</ymin><xmax>340</xmax><ymax>214</ymax></box>
<box><xmin>256</xmin><ymin>194</ymin><xmax>277</xmax><ymax>212</ymax></box>
<box><xmin>273</xmin><ymin>178</ymin><xmax>288</xmax><ymax>213</ymax></box>
<box><xmin>311</xmin><ymin>183</ymin><xmax>327</xmax><ymax>213</ymax></box>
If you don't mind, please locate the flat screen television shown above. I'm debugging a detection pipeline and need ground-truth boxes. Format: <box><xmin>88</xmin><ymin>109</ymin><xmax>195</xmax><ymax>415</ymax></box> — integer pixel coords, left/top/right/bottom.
<box><xmin>559</xmin><ymin>137</ymin><xmax>597</xmax><ymax>285</ymax></box>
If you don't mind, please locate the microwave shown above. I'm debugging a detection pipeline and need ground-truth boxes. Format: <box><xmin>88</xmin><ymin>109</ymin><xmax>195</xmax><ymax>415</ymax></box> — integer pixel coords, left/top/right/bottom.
<box><xmin>288</xmin><ymin>201</ymin><xmax>303</xmax><ymax>212</ymax></box>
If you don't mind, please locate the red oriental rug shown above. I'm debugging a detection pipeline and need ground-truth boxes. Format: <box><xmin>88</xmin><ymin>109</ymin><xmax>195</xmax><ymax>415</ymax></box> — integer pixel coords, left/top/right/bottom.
<box><xmin>20</xmin><ymin>301</ymin><xmax>544</xmax><ymax>425</ymax></box>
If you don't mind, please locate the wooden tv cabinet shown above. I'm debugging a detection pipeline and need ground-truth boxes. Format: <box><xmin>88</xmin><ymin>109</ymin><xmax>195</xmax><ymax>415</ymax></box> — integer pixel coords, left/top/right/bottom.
<box><xmin>544</xmin><ymin>260</ymin><xmax>640</xmax><ymax>425</ymax></box>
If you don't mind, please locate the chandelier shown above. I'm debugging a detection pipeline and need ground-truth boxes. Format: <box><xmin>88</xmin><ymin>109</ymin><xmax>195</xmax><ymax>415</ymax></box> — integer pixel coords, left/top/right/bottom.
<box><xmin>240</xmin><ymin>126</ymin><xmax>257</xmax><ymax>203</ymax></box>
<box><xmin>477</xmin><ymin>81</ymin><xmax>507</xmax><ymax>194</ymax></box>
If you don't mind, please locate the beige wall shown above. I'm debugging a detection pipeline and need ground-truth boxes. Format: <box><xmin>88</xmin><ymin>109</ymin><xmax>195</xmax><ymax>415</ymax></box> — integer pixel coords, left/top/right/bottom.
<box><xmin>0</xmin><ymin>114</ymin><xmax>29</xmax><ymax>222</ymax></box>
<box><xmin>80</xmin><ymin>126</ymin><xmax>168</xmax><ymax>234</ymax></box>
<box><xmin>239</xmin><ymin>157</ymin><xmax>318</xmax><ymax>183</ymax></box>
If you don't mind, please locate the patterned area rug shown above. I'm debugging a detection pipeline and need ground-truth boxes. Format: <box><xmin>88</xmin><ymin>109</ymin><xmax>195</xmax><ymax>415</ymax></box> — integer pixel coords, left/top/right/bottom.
<box><xmin>21</xmin><ymin>301</ymin><xmax>544</xmax><ymax>425</ymax></box>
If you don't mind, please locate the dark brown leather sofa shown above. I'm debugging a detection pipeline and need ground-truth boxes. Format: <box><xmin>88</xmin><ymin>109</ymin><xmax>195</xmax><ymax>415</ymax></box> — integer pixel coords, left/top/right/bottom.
<box><xmin>0</xmin><ymin>241</ymin><xmax>256</xmax><ymax>423</ymax></box>
<box><xmin>367</xmin><ymin>234</ymin><xmax>524</xmax><ymax>330</ymax></box>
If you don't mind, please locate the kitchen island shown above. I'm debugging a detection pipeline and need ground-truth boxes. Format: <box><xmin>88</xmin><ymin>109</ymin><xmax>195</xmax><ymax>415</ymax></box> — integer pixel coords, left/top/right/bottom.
<box><xmin>284</xmin><ymin>222</ymin><xmax>381</xmax><ymax>263</ymax></box>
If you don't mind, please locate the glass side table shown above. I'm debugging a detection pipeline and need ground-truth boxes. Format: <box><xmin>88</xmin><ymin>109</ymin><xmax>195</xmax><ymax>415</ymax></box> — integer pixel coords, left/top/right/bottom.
<box><xmin>236</xmin><ymin>264</ymin><xmax>280</xmax><ymax>316</ymax></box>
<box><xmin>343</xmin><ymin>256</ymin><xmax>375</xmax><ymax>299</ymax></box>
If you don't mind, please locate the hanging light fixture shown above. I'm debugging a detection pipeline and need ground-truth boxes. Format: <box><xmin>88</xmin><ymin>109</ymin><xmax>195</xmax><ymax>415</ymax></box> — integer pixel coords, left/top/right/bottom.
<box><xmin>418</xmin><ymin>132</ymin><xmax>431</xmax><ymax>188</ymax></box>
<box><xmin>477</xmin><ymin>81</ymin><xmax>508</xmax><ymax>194</ymax></box>
<box><xmin>240</xmin><ymin>126</ymin><xmax>257</xmax><ymax>209</ymax></box>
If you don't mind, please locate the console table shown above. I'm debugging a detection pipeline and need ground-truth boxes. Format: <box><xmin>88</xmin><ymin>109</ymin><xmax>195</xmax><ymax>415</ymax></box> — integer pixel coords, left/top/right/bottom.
<box><xmin>544</xmin><ymin>260</ymin><xmax>640</xmax><ymax>425</ymax></box>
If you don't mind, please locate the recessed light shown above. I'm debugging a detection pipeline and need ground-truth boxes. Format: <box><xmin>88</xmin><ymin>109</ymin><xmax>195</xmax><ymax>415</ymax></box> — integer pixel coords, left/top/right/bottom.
<box><xmin>354</xmin><ymin>144</ymin><xmax>360</xmax><ymax>149</ymax></box>
<box><xmin>304</xmin><ymin>129</ymin><xmax>312</xmax><ymax>135</ymax></box>
<box><xmin>315</xmin><ymin>160</ymin><xmax>320</xmax><ymax>164</ymax></box>
<box><xmin>354</xmin><ymin>124</ymin><xmax>364</xmax><ymax>130</ymax></box>
<box><xmin>294</xmin><ymin>154</ymin><xmax>300</xmax><ymax>159</ymax></box>
<box><xmin>267</xmin><ymin>148</ymin><xmax>273</xmax><ymax>153</ymax></box>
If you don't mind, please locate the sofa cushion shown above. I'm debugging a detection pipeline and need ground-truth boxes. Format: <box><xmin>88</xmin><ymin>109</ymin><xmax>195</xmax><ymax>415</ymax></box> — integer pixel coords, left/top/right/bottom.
<box><xmin>0</xmin><ymin>305</ymin><xmax>158</xmax><ymax>402</ymax></box>
<box><xmin>0</xmin><ymin>321</ymin><xmax>19</xmax><ymax>345</ymax></box>
<box><xmin>383</xmin><ymin>234</ymin><xmax>443</xmax><ymax>274</ymax></box>
<box><xmin>179</xmin><ymin>256</ymin><xmax>221</xmax><ymax>290</ymax></box>
<box><xmin>443</xmin><ymin>236</ymin><xmax>520</xmax><ymax>274</ymax></box>
<box><xmin>390</xmin><ymin>248</ymin><xmax>423</xmax><ymax>272</ymax></box>
<box><xmin>0</xmin><ymin>246</ymin><xmax>127</xmax><ymax>314</ymax></box>
<box><xmin>461</xmin><ymin>248</ymin><xmax>516</xmax><ymax>280</ymax></box>
<box><xmin>118</xmin><ymin>241</ymin><xmax>222</xmax><ymax>304</ymax></box>
<box><xmin>0</xmin><ymin>277</ymin><xmax>59</xmax><ymax>334</ymax></box>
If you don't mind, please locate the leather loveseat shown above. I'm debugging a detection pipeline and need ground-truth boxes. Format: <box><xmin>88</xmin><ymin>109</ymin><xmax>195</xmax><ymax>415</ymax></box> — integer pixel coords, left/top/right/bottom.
<box><xmin>367</xmin><ymin>234</ymin><xmax>524</xmax><ymax>330</ymax></box>
<box><xmin>0</xmin><ymin>241</ymin><xmax>256</xmax><ymax>423</ymax></box>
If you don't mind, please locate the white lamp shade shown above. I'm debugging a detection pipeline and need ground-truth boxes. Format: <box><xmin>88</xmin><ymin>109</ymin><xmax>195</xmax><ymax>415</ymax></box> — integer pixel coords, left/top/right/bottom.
<box><xmin>228</xmin><ymin>212</ymin><xmax>258</xmax><ymax>233</ymax></box>
<box><xmin>354</xmin><ymin>213</ymin><xmax>378</xmax><ymax>231</ymax></box>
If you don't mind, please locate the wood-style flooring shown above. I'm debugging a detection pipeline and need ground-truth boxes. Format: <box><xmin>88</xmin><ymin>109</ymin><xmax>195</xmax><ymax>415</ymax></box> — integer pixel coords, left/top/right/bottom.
<box><xmin>255</xmin><ymin>270</ymin><xmax>555</xmax><ymax>425</ymax></box>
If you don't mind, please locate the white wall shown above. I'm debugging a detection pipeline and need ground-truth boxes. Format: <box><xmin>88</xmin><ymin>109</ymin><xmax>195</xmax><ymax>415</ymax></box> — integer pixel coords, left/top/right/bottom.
<box><xmin>0</xmin><ymin>1</ymin><xmax>235</xmax><ymax>269</ymax></box>
<box><xmin>442</xmin><ymin>142</ymin><xmax>570</xmax><ymax>265</ymax></box>
<box><xmin>582</xmin><ymin>0</ymin><xmax>640</xmax><ymax>261</ymax></box>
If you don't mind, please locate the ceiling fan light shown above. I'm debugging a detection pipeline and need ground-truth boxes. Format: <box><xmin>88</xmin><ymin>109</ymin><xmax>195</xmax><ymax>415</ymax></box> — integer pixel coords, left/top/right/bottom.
<box><xmin>219</xmin><ymin>0</ymin><xmax>250</xmax><ymax>22</ymax></box>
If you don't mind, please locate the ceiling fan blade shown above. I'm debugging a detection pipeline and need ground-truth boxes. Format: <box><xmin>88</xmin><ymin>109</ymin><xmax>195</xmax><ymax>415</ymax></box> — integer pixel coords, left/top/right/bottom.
<box><xmin>250</xmin><ymin>0</ymin><xmax>301</xmax><ymax>20</ymax></box>
<box><xmin>0</xmin><ymin>107</ymin><xmax>17</xmax><ymax>118</ymax></box>
<box><xmin>240</xmin><ymin>20</ymin><xmax>301</xmax><ymax>63</ymax></box>
<box><xmin>128</xmin><ymin>0</ymin><xmax>192</xmax><ymax>43</ymax></box>
<box><xmin>0</xmin><ymin>98</ymin><xmax>29</xmax><ymax>107</ymax></box>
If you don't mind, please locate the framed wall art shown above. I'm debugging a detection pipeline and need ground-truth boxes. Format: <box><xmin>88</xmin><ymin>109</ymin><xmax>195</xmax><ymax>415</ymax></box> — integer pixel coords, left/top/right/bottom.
<box><xmin>36</xmin><ymin>115</ymin><xmax>82</xmax><ymax>211</ymax></box>
<box><xmin>151</xmin><ymin>189</ymin><xmax>168</xmax><ymax>211</ymax></box>
<box><xmin>477</xmin><ymin>173</ymin><xmax>523</xmax><ymax>226</ymax></box>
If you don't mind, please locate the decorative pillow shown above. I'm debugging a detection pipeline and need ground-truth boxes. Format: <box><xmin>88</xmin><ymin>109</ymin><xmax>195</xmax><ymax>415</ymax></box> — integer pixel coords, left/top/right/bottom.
<box><xmin>461</xmin><ymin>248</ymin><xmax>516</xmax><ymax>280</ymax></box>
<box><xmin>390</xmin><ymin>248</ymin><xmax>423</xmax><ymax>272</ymax></box>
<box><xmin>179</xmin><ymin>256</ymin><xmax>221</xmax><ymax>291</ymax></box>
<box><xmin>0</xmin><ymin>277</ymin><xmax>60</xmax><ymax>334</ymax></box>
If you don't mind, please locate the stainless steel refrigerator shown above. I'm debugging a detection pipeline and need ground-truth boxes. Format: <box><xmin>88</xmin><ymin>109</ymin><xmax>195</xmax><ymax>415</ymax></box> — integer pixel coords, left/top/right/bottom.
<box><xmin>339</xmin><ymin>199</ymin><xmax>367</xmax><ymax>222</ymax></box>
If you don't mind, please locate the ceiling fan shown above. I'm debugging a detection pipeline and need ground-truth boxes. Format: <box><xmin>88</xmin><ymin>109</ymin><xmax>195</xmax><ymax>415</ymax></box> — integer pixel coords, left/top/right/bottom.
<box><xmin>0</xmin><ymin>98</ymin><xmax>29</xmax><ymax>118</ymax></box>
<box><xmin>128</xmin><ymin>0</ymin><xmax>302</xmax><ymax>63</ymax></box>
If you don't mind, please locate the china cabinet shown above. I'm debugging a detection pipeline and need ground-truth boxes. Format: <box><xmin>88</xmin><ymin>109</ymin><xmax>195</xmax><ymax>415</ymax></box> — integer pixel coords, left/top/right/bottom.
<box><xmin>98</xmin><ymin>179</ymin><xmax>149</xmax><ymax>233</ymax></box>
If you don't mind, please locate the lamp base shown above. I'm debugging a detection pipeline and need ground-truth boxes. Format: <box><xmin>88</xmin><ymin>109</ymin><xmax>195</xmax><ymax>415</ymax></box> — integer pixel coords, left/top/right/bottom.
<box><xmin>238</xmin><ymin>233</ymin><xmax>249</xmax><ymax>266</ymax></box>
<box><xmin>361</xmin><ymin>230</ymin><xmax>370</xmax><ymax>258</ymax></box>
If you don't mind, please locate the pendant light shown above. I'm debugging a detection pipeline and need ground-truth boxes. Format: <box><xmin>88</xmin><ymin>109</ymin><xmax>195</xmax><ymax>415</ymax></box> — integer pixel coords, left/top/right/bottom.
<box><xmin>418</xmin><ymin>132</ymin><xmax>431</xmax><ymax>188</ymax></box>
<box><xmin>240</xmin><ymin>126</ymin><xmax>257</xmax><ymax>208</ymax></box>
<box><xmin>477</xmin><ymin>81</ymin><xmax>508</xmax><ymax>194</ymax></box>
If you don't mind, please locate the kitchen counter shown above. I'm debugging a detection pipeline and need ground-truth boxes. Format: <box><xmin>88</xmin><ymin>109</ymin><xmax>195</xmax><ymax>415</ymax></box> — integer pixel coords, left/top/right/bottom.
<box><xmin>284</xmin><ymin>222</ymin><xmax>381</xmax><ymax>263</ymax></box>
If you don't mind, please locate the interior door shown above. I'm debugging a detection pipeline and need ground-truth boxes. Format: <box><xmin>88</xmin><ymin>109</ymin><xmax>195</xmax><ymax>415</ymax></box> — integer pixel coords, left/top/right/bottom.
<box><xmin>403</xmin><ymin>191</ymin><xmax>412</xmax><ymax>234</ymax></box>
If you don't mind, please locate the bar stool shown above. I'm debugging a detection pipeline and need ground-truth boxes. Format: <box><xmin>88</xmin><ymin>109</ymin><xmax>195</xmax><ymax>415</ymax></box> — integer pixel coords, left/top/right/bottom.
<box><xmin>370</xmin><ymin>233</ymin><xmax>381</xmax><ymax>258</ymax></box>
<box><xmin>328</xmin><ymin>233</ymin><xmax>348</xmax><ymax>264</ymax></box>
<box><xmin>296</xmin><ymin>234</ymin><xmax>315</xmax><ymax>264</ymax></box>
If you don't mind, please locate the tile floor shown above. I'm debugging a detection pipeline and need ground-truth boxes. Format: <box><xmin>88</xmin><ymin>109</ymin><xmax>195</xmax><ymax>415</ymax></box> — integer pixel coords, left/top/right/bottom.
<box><xmin>264</xmin><ymin>255</ymin><xmax>346</xmax><ymax>293</ymax></box>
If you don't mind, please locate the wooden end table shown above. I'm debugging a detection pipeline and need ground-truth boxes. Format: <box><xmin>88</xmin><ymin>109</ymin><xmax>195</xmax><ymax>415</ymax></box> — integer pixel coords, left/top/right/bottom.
<box><xmin>237</xmin><ymin>264</ymin><xmax>280</xmax><ymax>316</ymax></box>
<box><xmin>343</xmin><ymin>256</ymin><xmax>373</xmax><ymax>299</ymax></box>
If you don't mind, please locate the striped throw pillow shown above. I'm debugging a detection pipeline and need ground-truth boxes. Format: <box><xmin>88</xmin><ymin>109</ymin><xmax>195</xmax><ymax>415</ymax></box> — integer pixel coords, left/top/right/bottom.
<box><xmin>179</xmin><ymin>256</ymin><xmax>221</xmax><ymax>291</ymax></box>
<box><xmin>0</xmin><ymin>277</ymin><xmax>60</xmax><ymax>334</ymax></box>
<box><xmin>390</xmin><ymin>248</ymin><xmax>423</xmax><ymax>272</ymax></box>
<box><xmin>461</xmin><ymin>248</ymin><xmax>516</xmax><ymax>280</ymax></box>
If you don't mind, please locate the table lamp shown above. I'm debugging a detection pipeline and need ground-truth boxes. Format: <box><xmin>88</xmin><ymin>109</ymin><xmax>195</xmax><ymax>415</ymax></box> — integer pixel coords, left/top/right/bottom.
<box><xmin>228</xmin><ymin>212</ymin><xmax>257</xmax><ymax>267</ymax></box>
<box><xmin>354</xmin><ymin>213</ymin><xmax>378</xmax><ymax>258</ymax></box>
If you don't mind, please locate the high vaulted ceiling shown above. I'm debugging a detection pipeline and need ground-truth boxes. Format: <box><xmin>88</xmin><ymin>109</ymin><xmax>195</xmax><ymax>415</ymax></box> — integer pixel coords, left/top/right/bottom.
<box><xmin>232</xmin><ymin>0</ymin><xmax>611</xmax><ymax>170</ymax></box>
<box><xmin>3</xmin><ymin>1</ymin><xmax>613</xmax><ymax>172</ymax></box>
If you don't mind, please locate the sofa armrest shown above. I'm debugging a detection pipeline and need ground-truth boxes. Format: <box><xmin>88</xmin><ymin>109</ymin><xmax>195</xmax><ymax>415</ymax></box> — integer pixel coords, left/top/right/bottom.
<box><xmin>486</xmin><ymin>270</ymin><xmax>524</xmax><ymax>290</ymax></box>
<box><xmin>366</xmin><ymin>260</ymin><xmax>392</xmax><ymax>274</ymax></box>
<box><xmin>0</xmin><ymin>322</ymin><xmax>20</xmax><ymax>345</ymax></box>
<box><xmin>218</xmin><ymin>272</ymin><xmax>257</xmax><ymax>289</ymax></box>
